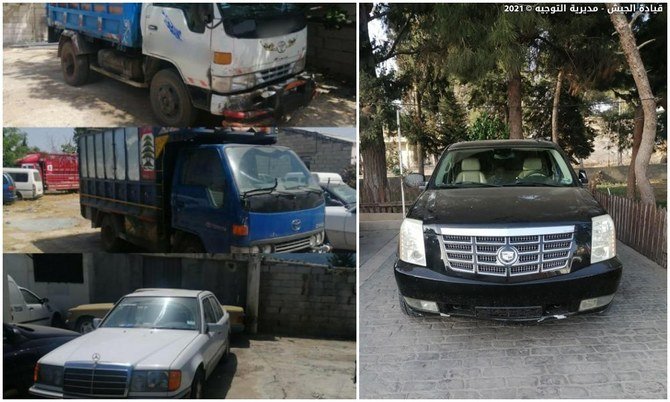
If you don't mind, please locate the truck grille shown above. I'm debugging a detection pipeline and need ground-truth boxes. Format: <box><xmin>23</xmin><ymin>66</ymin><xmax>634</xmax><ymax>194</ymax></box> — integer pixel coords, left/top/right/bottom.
<box><xmin>258</xmin><ymin>63</ymin><xmax>292</xmax><ymax>84</ymax></box>
<box><xmin>439</xmin><ymin>226</ymin><xmax>576</xmax><ymax>277</ymax></box>
<box><xmin>63</xmin><ymin>363</ymin><xmax>130</xmax><ymax>397</ymax></box>
<box><xmin>273</xmin><ymin>236</ymin><xmax>312</xmax><ymax>253</ymax></box>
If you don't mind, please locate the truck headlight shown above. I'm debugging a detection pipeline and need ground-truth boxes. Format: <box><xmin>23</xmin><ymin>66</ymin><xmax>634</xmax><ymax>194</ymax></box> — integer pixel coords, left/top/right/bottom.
<box><xmin>591</xmin><ymin>214</ymin><xmax>616</xmax><ymax>264</ymax></box>
<box><xmin>131</xmin><ymin>370</ymin><xmax>181</xmax><ymax>392</ymax></box>
<box><xmin>292</xmin><ymin>57</ymin><xmax>306</xmax><ymax>74</ymax></box>
<box><xmin>399</xmin><ymin>218</ymin><xmax>426</xmax><ymax>266</ymax></box>
<box><xmin>35</xmin><ymin>364</ymin><xmax>64</xmax><ymax>387</ymax></box>
<box><xmin>211</xmin><ymin>73</ymin><xmax>257</xmax><ymax>93</ymax></box>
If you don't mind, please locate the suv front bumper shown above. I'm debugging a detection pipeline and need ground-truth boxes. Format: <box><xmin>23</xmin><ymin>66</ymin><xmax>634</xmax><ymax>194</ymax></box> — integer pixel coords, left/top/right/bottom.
<box><xmin>395</xmin><ymin>257</ymin><xmax>622</xmax><ymax>321</ymax></box>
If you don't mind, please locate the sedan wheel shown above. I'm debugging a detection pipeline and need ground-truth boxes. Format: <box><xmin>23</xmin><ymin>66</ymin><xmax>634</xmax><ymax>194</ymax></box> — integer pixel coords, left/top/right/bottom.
<box><xmin>190</xmin><ymin>370</ymin><xmax>204</xmax><ymax>399</ymax></box>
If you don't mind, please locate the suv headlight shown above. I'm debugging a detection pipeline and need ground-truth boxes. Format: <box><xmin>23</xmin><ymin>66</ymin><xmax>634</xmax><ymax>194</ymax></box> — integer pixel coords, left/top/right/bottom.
<box><xmin>35</xmin><ymin>364</ymin><xmax>64</xmax><ymax>387</ymax></box>
<box><xmin>130</xmin><ymin>370</ymin><xmax>181</xmax><ymax>392</ymax></box>
<box><xmin>591</xmin><ymin>214</ymin><xmax>616</xmax><ymax>264</ymax></box>
<box><xmin>399</xmin><ymin>218</ymin><xmax>426</xmax><ymax>266</ymax></box>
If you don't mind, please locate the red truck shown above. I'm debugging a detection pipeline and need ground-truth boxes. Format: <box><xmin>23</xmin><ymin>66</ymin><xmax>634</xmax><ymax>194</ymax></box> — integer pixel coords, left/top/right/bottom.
<box><xmin>16</xmin><ymin>153</ymin><xmax>79</xmax><ymax>192</ymax></box>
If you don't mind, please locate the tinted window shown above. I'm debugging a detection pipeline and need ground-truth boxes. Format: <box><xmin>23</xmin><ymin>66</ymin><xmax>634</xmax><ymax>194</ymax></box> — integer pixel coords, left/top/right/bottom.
<box><xmin>20</xmin><ymin>289</ymin><xmax>41</xmax><ymax>304</ymax></box>
<box><xmin>8</xmin><ymin>172</ymin><xmax>28</xmax><ymax>183</ymax></box>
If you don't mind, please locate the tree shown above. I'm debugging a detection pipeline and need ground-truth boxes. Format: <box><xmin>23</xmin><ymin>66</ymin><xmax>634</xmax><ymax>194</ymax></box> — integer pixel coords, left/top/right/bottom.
<box><xmin>3</xmin><ymin>128</ymin><xmax>39</xmax><ymax>167</ymax></box>
<box><xmin>609</xmin><ymin>4</ymin><xmax>658</xmax><ymax>205</ymax></box>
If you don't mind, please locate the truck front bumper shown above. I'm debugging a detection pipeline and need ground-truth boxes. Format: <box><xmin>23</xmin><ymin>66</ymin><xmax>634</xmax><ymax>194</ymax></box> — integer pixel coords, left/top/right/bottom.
<box><xmin>210</xmin><ymin>73</ymin><xmax>316</xmax><ymax>124</ymax></box>
<box><xmin>395</xmin><ymin>257</ymin><xmax>622</xmax><ymax>321</ymax></box>
<box><xmin>230</xmin><ymin>229</ymin><xmax>328</xmax><ymax>254</ymax></box>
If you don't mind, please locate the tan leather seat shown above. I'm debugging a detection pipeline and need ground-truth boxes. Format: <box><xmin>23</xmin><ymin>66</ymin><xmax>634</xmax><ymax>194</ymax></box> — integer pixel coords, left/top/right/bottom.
<box><xmin>518</xmin><ymin>157</ymin><xmax>543</xmax><ymax>179</ymax></box>
<box><xmin>455</xmin><ymin>158</ymin><xmax>487</xmax><ymax>183</ymax></box>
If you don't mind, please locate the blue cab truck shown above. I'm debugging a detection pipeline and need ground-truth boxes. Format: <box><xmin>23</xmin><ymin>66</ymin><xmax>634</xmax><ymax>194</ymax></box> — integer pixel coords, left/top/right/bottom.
<box><xmin>78</xmin><ymin>128</ymin><xmax>328</xmax><ymax>253</ymax></box>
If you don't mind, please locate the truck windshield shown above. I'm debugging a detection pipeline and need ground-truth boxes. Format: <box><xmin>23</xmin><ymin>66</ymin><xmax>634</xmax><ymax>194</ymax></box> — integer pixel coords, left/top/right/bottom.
<box><xmin>225</xmin><ymin>146</ymin><xmax>321</xmax><ymax>196</ymax></box>
<box><xmin>218</xmin><ymin>3</ymin><xmax>306</xmax><ymax>39</ymax></box>
<box><xmin>432</xmin><ymin>147</ymin><xmax>576</xmax><ymax>188</ymax></box>
<box><xmin>101</xmin><ymin>297</ymin><xmax>200</xmax><ymax>331</ymax></box>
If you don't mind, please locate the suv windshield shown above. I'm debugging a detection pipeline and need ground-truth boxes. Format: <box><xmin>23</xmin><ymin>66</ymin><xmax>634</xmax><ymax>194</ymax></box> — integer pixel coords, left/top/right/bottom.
<box><xmin>225</xmin><ymin>146</ymin><xmax>321</xmax><ymax>195</ymax></box>
<box><xmin>101</xmin><ymin>297</ymin><xmax>200</xmax><ymax>331</ymax></box>
<box><xmin>218</xmin><ymin>3</ymin><xmax>306</xmax><ymax>39</ymax></box>
<box><xmin>432</xmin><ymin>147</ymin><xmax>576</xmax><ymax>188</ymax></box>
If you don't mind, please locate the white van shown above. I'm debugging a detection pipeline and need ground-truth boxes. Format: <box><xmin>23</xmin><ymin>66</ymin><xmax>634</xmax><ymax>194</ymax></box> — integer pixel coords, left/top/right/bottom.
<box><xmin>3</xmin><ymin>168</ymin><xmax>44</xmax><ymax>200</ymax></box>
<box><xmin>6</xmin><ymin>275</ymin><xmax>61</xmax><ymax>326</ymax></box>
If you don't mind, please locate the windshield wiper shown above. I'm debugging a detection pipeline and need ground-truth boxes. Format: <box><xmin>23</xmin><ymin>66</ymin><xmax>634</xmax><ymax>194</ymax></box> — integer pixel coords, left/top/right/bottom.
<box><xmin>242</xmin><ymin>178</ymin><xmax>278</xmax><ymax>199</ymax></box>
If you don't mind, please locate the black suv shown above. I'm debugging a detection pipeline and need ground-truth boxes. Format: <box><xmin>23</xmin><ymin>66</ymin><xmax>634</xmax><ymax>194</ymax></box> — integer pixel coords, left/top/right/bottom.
<box><xmin>396</xmin><ymin>140</ymin><xmax>622</xmax><ymax>321</ymax></box>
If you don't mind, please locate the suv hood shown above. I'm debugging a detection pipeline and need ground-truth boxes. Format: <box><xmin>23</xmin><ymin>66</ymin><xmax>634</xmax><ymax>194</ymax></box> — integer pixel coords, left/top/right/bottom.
<box><xmin>408</xmin><ymin>187</ymin><xmax>606</xmax><ymax>225</ymax></box>
<box><xmin>39</xmin><ymin>328</ymin><xmax>198</xmax><ymax>369</ymax></box>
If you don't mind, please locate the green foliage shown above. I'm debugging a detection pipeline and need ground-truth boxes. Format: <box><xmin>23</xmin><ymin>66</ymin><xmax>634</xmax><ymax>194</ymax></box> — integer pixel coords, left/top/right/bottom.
<box><xmin>339</xmin><ymin>164</ymin><xmax>357</xmax><ymax>189</ymax></box>
<box><xmin>466</xmin><ymin>114</ymin><xmax>509</xmax><ymax>141</ymax></box>
<box><xmin>3</xmin><ymin>128</ymin><xmax>39</xmax><ymax>167</ymax></box>
<box><xmin>359</xmin><ymin>70</ymin><xmax>399</xmax><ymax>148</ymax></box>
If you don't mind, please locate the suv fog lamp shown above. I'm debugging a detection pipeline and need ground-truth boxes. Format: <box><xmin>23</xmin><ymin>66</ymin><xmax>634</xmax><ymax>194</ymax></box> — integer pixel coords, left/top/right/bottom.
<box><xmin>404</xmin><ymin>296</ymin><xmax>438</xmax><ymax>313</ymax></box>
<box><xmin>579</xmin><ymin>294</ymin><xmax>615</xmax><ymax>312</ymax></box>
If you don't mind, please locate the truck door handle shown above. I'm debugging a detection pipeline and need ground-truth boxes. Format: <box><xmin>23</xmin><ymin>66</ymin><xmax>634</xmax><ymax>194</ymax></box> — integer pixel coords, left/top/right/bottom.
<box><xmin>148</xmin><ymin>24</ymin><xmax>157</xmax><ymax>31</ymax></box>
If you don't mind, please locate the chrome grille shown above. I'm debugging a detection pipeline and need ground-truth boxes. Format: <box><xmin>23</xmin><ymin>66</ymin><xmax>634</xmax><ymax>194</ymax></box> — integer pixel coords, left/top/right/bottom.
<box><xmin>63</xmin><ymin>363</ymin><xmax>130</xmax><ymax>397</ymax></box>
<box><xmin>258</xmin><ymin>63</ymin><xmax>292</xmax><ymax>84</ymax></box>
<box><xmin>438</xmin><ymin>226</ymin><xmax>576</xmax><ymax>277</ymax></box>
<box><xmin>273</xmin><ymin>236</ymin><xmax>312</xmax><ymax>253</ymax></box>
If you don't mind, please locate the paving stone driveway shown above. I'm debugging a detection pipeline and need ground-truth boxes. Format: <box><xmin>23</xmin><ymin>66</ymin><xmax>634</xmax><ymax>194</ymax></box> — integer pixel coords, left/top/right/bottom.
<box><xmin>359</xmin><ymin>236</ymin><xmax>667</xmax><ymax>398</ymax></box>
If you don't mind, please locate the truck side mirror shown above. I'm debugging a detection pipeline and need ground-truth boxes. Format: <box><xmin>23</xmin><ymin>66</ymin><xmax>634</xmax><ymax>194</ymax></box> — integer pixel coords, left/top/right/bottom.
<box><xmin>578</xmin><ymin>169</ymin><xmax>588</xmax><ymax>184</ymax></box>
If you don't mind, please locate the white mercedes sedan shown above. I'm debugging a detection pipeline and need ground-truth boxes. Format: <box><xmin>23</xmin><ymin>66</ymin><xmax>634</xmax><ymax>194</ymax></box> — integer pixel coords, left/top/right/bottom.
<box><xmin>29</xmin><ymin>288</ymin><xmax>230</xmax><ymax>399</ymax></box>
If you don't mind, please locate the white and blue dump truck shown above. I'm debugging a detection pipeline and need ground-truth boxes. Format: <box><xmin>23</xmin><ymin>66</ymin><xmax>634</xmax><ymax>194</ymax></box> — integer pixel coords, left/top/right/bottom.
<box><xmin>47</xmin><ymin>3</ymin><xmax>315</xmax><ymax>126</ymax></box>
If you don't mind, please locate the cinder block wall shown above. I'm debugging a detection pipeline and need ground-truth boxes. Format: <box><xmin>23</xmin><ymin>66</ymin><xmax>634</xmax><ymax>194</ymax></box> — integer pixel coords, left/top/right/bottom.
<box><xmin>278</xmin><ymin>128</ymin><xmax>354</xmax><ymax>175</ymax></box>
<box><xmin>306</xmin><ymin>4</ymin><xmax>356</xmax><ymax>82</ymax></box>
<box><xmin>258</xmin><ymin>261</ymin><xmax>356</xmax><ymax>339</ymax></box>
<box><xmin>4</xmin><ymin>3</ymin><xmax>47</xmax><ymax>45</ymax></box>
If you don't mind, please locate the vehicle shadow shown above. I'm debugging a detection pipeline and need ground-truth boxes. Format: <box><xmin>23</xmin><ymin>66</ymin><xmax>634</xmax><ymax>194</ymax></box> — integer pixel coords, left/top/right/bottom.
<box><xmin>203</xmin><ymin>352</ymin><xmax>238</xmax><ymax>399</ymax></box>
<box><xmin>30</xmin><ymin>232</ymin><xmax>144</xmax><ymax>254</ymax></box>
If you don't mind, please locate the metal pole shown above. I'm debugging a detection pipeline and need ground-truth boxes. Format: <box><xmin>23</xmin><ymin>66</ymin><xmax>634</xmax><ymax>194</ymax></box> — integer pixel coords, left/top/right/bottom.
<box><xmin>396</xmin><ymin>107</ymin><xmax>406</xmax><ymax>216</ymax></box>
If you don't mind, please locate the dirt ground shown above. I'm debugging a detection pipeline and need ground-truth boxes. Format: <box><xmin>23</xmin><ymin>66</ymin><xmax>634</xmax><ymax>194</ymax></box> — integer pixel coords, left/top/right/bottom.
<box><xmin>3</xmin><ymin>45</ymin><xmax>355</xmax><ymax>128</ymax></box>
<box><xmin>3</xmin><ymin>192</ymin><xmax>102</xmax><ymax>253</ymax></box>
<box><xmin>207</xmin><ymin>335</ymin><xmax>356</xmax><ymax>399</ymax></box>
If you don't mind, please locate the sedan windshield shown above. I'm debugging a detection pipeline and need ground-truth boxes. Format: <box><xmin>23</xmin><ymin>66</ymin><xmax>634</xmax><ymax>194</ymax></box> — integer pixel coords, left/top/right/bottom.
<box><xmin>432</xmin><ymin>147</ymin><xmax>576</xmax><ymax>188</ymax></box>
<box><xmin>326</xmin><ymin>183</ymin><xmax>357</xmax><ymax>205</ymax></box>
<box><xmin>225</xmin><ymin>146</ymin><xmax>321</xmax><ymax>196</ymax></box>
<box><xmin>101</xmin><ymin>297</ymin><xmax>200</xmax><ymax>331</ymax></box>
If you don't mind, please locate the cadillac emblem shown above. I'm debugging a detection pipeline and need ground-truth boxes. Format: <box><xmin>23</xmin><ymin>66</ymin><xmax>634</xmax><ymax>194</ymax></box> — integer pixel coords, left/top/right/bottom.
<box><xmin>496</xmin><ymin>246</ymin><xmax>519</xmax><ymax>266</ymax></box>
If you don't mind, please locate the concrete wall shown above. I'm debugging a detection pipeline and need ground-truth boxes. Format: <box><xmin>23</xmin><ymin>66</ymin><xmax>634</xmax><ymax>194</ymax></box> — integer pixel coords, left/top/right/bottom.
<box><xmin>258</xmin><ymin>260</ymin><xmax>356</xmax><ymax>339</ymax></box>
<box><xmin>3</xmin><ymin>253</ymin><xmax>92</xmax><ymax>316</ymax></box>
<box><xmin>278</xmin><ymin>128</ymin><xmax>355</xmax><ymax>175</ymax></box>
<box><xmin>4</xmin><ymin>3</ymin><xmax>47</xmax><ymax>45</ymax></box>
<box><xmin>306</xmin><ymin>4</ymin><xmax>356</xmax><ymax>82</ymax></box>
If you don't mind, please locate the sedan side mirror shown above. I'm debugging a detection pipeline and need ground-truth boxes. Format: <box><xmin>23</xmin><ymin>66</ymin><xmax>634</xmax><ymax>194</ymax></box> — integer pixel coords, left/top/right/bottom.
<box><xmin>404</xmin><ymin>173</ymin><xmax>425</xmax><ymax>188</ymax></box>
<box><xmin>207</xmin><ymin>323</ymin><xmax>225</xmax><ymax>334</ymax></box>
<box><xmin>578</xmin><ymin>169</ymin><xmax>589</xmax><ymax>184</ymax></box>
<box><xmin>92</xmin><ymin>318</ymin><xmax>102</xmax><ymax>329</ymax></box>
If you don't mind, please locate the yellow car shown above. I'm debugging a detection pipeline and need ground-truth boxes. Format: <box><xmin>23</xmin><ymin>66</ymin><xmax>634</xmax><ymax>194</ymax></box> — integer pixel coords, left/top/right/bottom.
<box><xmin>66</xmin><ymin>302</ymin><xmax>245</xmax><ymax>334</ymax></box>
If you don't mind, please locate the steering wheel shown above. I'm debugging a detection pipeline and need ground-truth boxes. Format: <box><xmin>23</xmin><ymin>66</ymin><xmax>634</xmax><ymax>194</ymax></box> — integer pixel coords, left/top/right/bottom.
<box><xmin>516</xmin><ymin>170</ymin><xmax>546</xmax><ymax>181</ymax></box>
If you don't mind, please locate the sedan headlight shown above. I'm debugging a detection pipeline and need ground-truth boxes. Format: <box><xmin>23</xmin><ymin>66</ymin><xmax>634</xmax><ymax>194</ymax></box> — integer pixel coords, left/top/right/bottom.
<box><xmin>399</xmin><ymin>218</ymin><xmax>426</xmax><ymax>266</ymax></box>
<box><xmin>35</xmin><ymin>364</ymin><xmax>64</xmax><ymax>387</ymax></box>
<box><xmin>212</xmin><ymin>73</ymin><xmax>257</xmax><ymax>93</ymax></box>
<box><xmin>130</xmin><ymin>370</ymin><xmax>181</xmax><ymax>392</ymax></box>
<box><xmin>591</xmin><ymin>214</ymin><xmax>616</xmax><ymax>264</ymax></box>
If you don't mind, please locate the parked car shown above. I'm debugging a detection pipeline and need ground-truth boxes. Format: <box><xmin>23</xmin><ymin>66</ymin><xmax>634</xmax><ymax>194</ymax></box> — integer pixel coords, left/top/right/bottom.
<box><xmin>6</xmin><ymin>275</ymin><xmax>63</xmax><ymax>327</ymax></box>
<box><xmin>3</xmin><ymin>323</ymin><xmax>79</xmax><ymax>396</ymax></box>
<box><xmin>66</xmin><ymin>299</ymin><xmax>245</xmax><ymax>334</ymax></box>
<box><xmin>312</xmin><ymin>172</ymin><xmax>356</xmax><ymax>251</ymax></box>
<box><xmin>2</xmin><ymin>167</ymin><xmax>44</xmax><ymax>200</ymax></box>
<box><xmin>3</xmin><ymin>173</ymin><xmax>17</xmax><ymax>204</ymax></box>
<box><xmin>397</xmin><ymin>139</ymin><xmax>622</xmax><ymax>321</ymax></box>
<box><xmin>31</xmin><ymin>288</ymin><xmax>230</xmax><ymax>398</ymax></box>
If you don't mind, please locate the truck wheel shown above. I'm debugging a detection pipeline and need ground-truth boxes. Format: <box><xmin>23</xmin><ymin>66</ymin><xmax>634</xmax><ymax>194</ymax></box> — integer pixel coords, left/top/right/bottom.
<box><xmin>100</xmin><ymin>215</ymin><xmax>124</xmax><ymax>252</ymax></box>
<box><xmin>175</xmin><ymin>234</ymin><xmax>206</xmax><ymax>253</ymax></box>
<box><xmin>399</xmin><ymin>292</ymin><xmax>424</xmax><ymax>317</ymax></box>
<box><xmin>189</xmin><ymin>369</ymin><xmax>205</xmax><ymax>399</ymax></box>
<box><xmin>61</xmin><ymin>41</ymin><xmax>90</xmax><ymax>86</ymax></box>
<box><xmin>150</xmin><ymin>69</ymin><xmax>197</xmax><ymax>127</ymax></box>
<box><xmin>76</xmin><ymin>316</ymin><xmax>95</xmax><ymax>333</ymax></box>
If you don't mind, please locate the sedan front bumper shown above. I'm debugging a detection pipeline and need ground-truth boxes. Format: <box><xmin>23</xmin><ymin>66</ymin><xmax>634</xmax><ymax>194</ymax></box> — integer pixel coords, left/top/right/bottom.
<box><xmin>395</xmin><ymin>257</ymin><xmax>623</xmax><ymax>321</ymax></box>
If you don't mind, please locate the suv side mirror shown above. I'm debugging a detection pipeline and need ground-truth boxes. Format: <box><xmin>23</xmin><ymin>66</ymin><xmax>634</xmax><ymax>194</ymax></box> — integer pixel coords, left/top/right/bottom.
<box><xmin>578</xmin><ymin>169</ymin><xmax>589</xmax><ymax>184</ymax></box>
<box><xmin>404</xmin><ymin>173</ymin><xmax>425</xmax><ymax>188</ymax></box>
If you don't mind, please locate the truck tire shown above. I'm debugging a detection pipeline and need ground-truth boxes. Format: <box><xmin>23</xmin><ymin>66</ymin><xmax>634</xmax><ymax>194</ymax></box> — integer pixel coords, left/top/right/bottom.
<box><xmin>175</xmin><ymin>234</ymin><xmax>206</xmax><ymax>253</ymax></box>
<box><xmin>100</xmin><ymin>215</ymin><xmax>124</xmax><ymax>252</ymax></box>
<box><xmin>61</xmin><ymin>41</ymin><xmax>90</xmax><ymax>86</ymax></box>
<box><xmin>150</xmin><ymin>69</ymin><xmax>197</xmax><ymax>127</ymax></box>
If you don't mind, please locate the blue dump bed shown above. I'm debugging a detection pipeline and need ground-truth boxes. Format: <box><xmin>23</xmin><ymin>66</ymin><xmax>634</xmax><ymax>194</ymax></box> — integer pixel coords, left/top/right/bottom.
<box><xmin>46</xmin><ymin>3</ymin><xmax>142</xmax><ymax>48</ymax></box>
